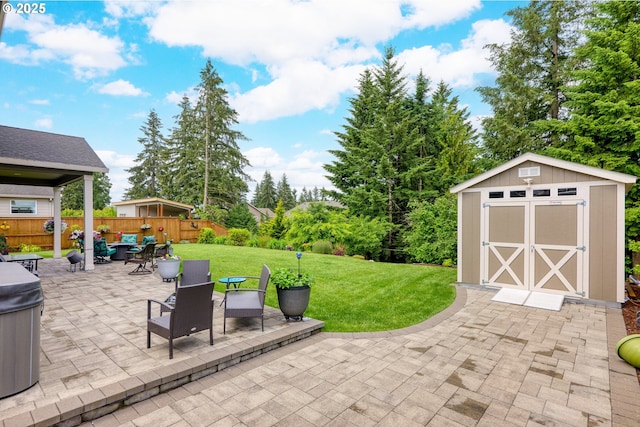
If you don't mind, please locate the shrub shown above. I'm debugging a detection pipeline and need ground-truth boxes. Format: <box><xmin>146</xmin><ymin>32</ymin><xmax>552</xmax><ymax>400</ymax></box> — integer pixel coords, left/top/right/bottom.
<box><xmin>405</xmin><ymin>193</ymin><xmax>458</xmax><ymax>265</ymax></box>
<box><xmin>20</xmin><ymin>243</ymin><xmax>42</xmax><ymax>252</ymax></box>
<box><xmin>312</xmin><ymin>240</ymin><xmax>333</xmax><ymax>254</ymax></box>
<box><xmin>256</xmin><ymin>235</ymin><xmax>271</xmax><ymax>248</ymax></box>
<box><xmin>246</xmin><ymin>238</ymin><xmax>259</xmax><ymax>247</ymax></box>
<box><xmin>442</xmin><ymin>259</ymin><xmax>454</xmax><ymax>268</ymax></box>
<box><xmin>214</xmin><ymin>235</ymin><xmax>227</xmax><ymax>245</ymax></box>
<box><xmin>227</xmin><ymin>228</ymin><xmax>251</xmax><ymax>246</ymax></box>
<box><xmin>197</xmin><ymin>227</ymin><xmax>216</xmax><ymax>244</ymax></box>
<box><xmin>268</xmin><ymin>239</ymin><xmax>288</xmax><ymax>250</ymax></box>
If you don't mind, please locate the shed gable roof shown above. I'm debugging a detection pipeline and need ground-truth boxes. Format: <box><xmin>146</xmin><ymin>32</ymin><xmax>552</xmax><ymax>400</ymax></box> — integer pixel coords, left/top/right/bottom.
<box><xmin>451</xmin><ymin>153</ymin><xmax>637</xmax><ymax>193</ymax></box>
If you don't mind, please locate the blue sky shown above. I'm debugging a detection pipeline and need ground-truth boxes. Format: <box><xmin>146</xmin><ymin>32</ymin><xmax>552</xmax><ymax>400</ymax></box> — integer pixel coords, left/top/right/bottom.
<box><xmin>0</xmin><ymin>0</ymin><xmax>521</xmax><ymax>203</ymax></box>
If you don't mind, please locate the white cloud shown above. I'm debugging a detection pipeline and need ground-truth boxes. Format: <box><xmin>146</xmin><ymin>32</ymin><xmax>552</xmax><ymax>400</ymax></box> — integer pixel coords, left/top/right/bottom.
<box><xmin>397</xmin><ymin>18</ymin><xmax>513</xmax><ymax>89</ymax></box>
<box><xmin>145</xmin><ymin>0</ymin><xmax>484</xmax><ymax>123</ymax></box>
<box><xmin>244</xmin><ymin>147</ymin><xmax>283</xmax><ymax>169</ymax></box>
<box><xmin>29</xmin><ymin>99</ymin><xmax>49</xmax><ymax>105</ymax></box>
<box><xmin>35</xmin><ymin>117</ymin><xmax>53</xmax><ymax>129</ymax></box>
<box><xmin>165</xmin><ymin>88</ymin><xmax>198</xmax><ymax>106</ymax></box>
<box><xmin>96</xmin><ymin>79</ymin><xmax>146</xmax><ymax>96</ymax></box>
<box><xmin>2</xmin><ymin>13</ymin><xmax>130</xmax><ymax>79</ymax></box>
<box><xmin>96</xmin><ymin>150</ymin><xmax>137</xmax><ymax>202</ymax></box>
<box><xmin>232</xmin><ymin>61</ymin><xmax>365</xmax><ymax>123</ymax></box>
<box><xmin>96</xmin><ymin>150</ymin><xmax>136</xmax><ymax>169</ymax></box>
<box><xmin>104</xmin><ymin>0</ymin><xmax>160</xmax><ymax>19</ymax></box>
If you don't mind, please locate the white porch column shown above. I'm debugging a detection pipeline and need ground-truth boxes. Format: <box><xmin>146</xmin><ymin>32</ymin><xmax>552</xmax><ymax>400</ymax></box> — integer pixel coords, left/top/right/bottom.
<box><xmin>83</xmin><ymin>174</ymin><xmax>95</xmax><ymax>271</ymax></box>
<box><xmin>53</xmin><ymin>187</ymin><xmax>62</xmax><ymax>259</ymax></box>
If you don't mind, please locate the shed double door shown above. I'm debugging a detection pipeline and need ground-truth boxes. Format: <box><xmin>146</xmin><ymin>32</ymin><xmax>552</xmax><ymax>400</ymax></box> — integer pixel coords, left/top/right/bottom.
<box><xmin>482</xmin><ymin>199</ymin><xmax>585</xmax><ymax>297</ymax></box>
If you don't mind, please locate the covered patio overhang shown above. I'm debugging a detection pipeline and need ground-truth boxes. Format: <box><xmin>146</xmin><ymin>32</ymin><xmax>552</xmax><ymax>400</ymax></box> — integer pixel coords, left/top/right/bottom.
<box><xmin>0</xmin><ymin>125</ymin><xmax>108</xmax><ymax>270</ymax></box>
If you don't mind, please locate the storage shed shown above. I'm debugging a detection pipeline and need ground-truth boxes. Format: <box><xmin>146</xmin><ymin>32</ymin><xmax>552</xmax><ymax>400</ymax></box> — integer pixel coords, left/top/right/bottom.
<box><xmin>450</xmin><ymin>153</ymin><xmax>636</xmax><ymax>303</ymax></box>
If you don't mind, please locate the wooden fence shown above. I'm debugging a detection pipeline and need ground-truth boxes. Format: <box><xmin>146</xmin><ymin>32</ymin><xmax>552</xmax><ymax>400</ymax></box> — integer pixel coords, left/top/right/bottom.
<box><xmin>0</xmin><ymin>217</ymin><xmax>227</xmax><ymax>251</ymax></box>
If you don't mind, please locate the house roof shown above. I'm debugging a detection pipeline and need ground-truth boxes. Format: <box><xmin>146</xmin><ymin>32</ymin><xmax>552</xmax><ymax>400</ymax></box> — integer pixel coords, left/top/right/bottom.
<box><xmin>450</xmin><ymin>152</ymin><xmax>637</xmax><ymax>194</ymax></box>
<box><xmin>247</xmin><ymin>203</ymin><xmax>274</xmax><ymax>218</ymax></box>
<box><xmin>112</xmin><ymin>197</ymin><xmax>194</xmax><ymax>210</ymax></box>
<box><xmin>0</xmin><ymin>184</ymin><xmax>53</xmax><ymax>198</ymax></box>
<box><xmin>285</xmin><ymin>200</ymin><xmax>346</xmax><ymax>215</ymax></box>
<box><xmin>0</xmin><ymin>125</ymin><xmax>108</xmax><ymax>187</ymax></box>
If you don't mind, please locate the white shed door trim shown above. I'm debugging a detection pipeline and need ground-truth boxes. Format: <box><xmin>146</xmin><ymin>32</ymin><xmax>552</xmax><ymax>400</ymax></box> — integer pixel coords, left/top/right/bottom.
<box><xmin>481</xmin><ymin>185</ymin><xmax>588</xmax><ymax>298</ymax></box>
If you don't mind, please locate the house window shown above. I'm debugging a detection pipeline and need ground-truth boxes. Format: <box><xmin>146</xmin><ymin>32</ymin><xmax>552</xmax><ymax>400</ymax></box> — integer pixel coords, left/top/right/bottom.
<box><xmin>510</xmin><ymin>190</ymin><xmax>526</xmax><ymax>198</ymax></box>
<box><xmin>489</xmin><ymin>191</ymin><xmax>504</xmax><ymax>199</ymax></box>
<box><xmin>11</xmin><ymin>200</ymin><xmax>36</xmax><ymax>214</ymax></box>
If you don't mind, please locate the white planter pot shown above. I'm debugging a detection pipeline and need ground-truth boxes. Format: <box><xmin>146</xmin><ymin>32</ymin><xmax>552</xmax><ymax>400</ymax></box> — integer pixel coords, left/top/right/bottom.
<box><xmin>157</xmin><ymin>259</ymin><xmax>180</xmax><ymax>281</ymax></box>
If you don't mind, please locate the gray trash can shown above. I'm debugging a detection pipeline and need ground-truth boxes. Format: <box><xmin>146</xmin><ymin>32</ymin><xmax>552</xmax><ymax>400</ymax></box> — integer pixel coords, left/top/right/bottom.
<box><xmin>0</xmin><ymin>263</ymin><xmax>43</xmax><ymax>398</ymax></box>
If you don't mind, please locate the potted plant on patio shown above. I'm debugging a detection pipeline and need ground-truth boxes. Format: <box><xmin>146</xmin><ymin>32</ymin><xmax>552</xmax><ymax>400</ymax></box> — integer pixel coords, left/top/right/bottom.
<box><xmin>272</xmin><ymin>252</ymin><xmax>313</xmax><ymax>321</ymax></box>
<box><xmin>156</xmin><ymin>254</ymin><xmax>181</xmax><ymax>282</ymax></box>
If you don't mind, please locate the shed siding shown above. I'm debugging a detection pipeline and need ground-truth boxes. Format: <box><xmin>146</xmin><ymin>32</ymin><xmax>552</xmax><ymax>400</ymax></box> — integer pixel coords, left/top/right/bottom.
<box><xmin>117</xmin><ymin>205</ymin><xmax>136</xmax><ymax>217</ymax></box>
<box><xmin>589</xmin><ymin>185</ymin><xmax>617</xmax><ymax>301</ymax></box>
<box><xmin>461</xmin><ymin>192</ymin><xmax>481</xmax><ymax>284</ymax></box>
<box><xmin>474</xmin><ymin>161</ymin><xmax>596</xmax><ymax>188</ymax></box>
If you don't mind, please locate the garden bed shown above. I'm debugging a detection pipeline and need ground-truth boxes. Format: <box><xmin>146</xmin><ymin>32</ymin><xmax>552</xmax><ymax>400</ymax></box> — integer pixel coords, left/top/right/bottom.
<box><xmin>622</xmin><ymin>281</ymin><xmax>640</xmax><ymax>384</ymax></box>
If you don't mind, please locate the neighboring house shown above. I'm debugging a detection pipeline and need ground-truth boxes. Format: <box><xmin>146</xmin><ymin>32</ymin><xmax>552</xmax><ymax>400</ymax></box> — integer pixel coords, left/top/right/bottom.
<box><xmin>247</xmin><ymin>203</ymin><xmax>274</xmax><ymax>224</ymax></box>
<box><xmin>112</xmin><ymin>198</ymin><xmax>193</xmax><ymax>218</ymax></box>
<box><xmin>285</xmin><ymin>200</ymin><xmax>346</xmax><ymax>216</ymax></box>
<box><xmin>0</xmin><ymin>184</ymin><xmax>54</xmax><ymax>217</ymax></box>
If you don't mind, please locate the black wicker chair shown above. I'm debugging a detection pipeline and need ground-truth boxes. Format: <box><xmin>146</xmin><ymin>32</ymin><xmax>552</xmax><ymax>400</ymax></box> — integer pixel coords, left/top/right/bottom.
<box><xmin>147</xmin><ymin>281</ymin><xmax>214</xmax><ymax>359</ymax></box>
<box><xmin>223</xmin><ymin>264</ymin><xmax>270</xmax><ymax>334</ymax></box>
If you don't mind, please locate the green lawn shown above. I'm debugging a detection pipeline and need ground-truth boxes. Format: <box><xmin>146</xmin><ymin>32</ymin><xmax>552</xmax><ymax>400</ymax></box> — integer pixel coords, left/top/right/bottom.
<box><xmin>41</xmin><ymin>244</ymin><xmax>458</xmax><ymax>332</ymax></box>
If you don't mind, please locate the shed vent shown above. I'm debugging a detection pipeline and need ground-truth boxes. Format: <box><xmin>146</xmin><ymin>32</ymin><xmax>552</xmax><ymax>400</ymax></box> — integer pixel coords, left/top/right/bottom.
<box><xmin>518</xmin><ymin>166</ymin><xmax>540</xmax><ymax>178</ymax></box>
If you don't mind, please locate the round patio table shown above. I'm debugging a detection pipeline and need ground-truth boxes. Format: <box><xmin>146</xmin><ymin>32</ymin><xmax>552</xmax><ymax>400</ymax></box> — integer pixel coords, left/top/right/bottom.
<box><xmin>218</xmin><ymin>277</ymin><xmax>246</xmax><ymax>306</ymax></box>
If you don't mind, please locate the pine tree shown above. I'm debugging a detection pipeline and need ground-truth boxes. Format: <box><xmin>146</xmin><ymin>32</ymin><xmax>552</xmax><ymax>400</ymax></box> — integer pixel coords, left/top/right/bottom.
<box><xmin>276</xmin><ymin>174</ymin><xmax>296</xmax><ymax>210</ymax></box>
<box><xmin>61</xmin><ymin>172</ymin><xmax>112</xmax><ymax>209</ymax></box>
<box><xmin>326</xmin><ymin>47</ymin><xmax>418</xmax><ymax>259</ymax></box>
<box><xmin>225</xmin><ymin>203</ymin><xmax>258</xmax><ymax>232</ymax></box>
<box><xmin>196</xmin><ymin>59</ymin><xmax>250</xmax><ymax>210</ymax></box>
<box><xmin>165</xmin><ymin>96</ymin><xmax>204</xmax><ymax>206</ymax></box>
<box><xmin>252</xmin><ymin>171</ymin><xmax>277</xmax><ymax>209</ymax></box>
<box><xmin>124</xmin><ymin>109</ymin><xmax>166</xmax><ymax>200</ymax></box>
<box><xmin>477</xmin><ymin>0</ymin><xmax>587</xmax><ymax>161</ymax></box>
<box><xmin>548</xmin><ymin>0</ymin><xmax>640</xmax><ymax>201</ymax></box>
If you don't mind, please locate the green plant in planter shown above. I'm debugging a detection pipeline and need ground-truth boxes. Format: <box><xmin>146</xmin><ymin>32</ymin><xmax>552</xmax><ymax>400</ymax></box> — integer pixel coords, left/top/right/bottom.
<box><xmin>0</xmin><ymin>234</ymin><xmax>8</xmax><ymax>255</ymax></box>
<box><xmin>271</xmin><ymin>268</ymin><xmax>313</xmax><ymax>289</ymax></box>
<box><xmin>272</xmin><ymin>252</ymin><xmax>313</xmax><ymax>321</ymax></box>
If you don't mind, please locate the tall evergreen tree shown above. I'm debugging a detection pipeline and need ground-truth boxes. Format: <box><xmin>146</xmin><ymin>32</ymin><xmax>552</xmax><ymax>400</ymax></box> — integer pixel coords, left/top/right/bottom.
<box><xmin>547</xmin><ymin>0</ymin><xmax>640</xmax><ymax>202</ymax></box>
<box><xmin>195</xmin><ymin>59</ymin><xmax>250</xmax><ymax>210</ymax></box>
<box><xmin>326</xmin><ymin>47</ymin><xmax>419</xmax><ymax>259</ymax></box>
<box><xmin>124</xmin><ymin>109</ymin><xmax>166</xmax><ymax>200</ymax></box>
<box><xmin>276</xmin><ymin>174</ymin><xmax>296</xmax><ymax>210</ymax></box>
<box><xmin>427</xmin><ymin>82</ymin><xmax>479</xmax><ymax>195</ymax></box>
<box><xmin>477</xmin><ymin>0</ymin><xmax>587</xmax><ymax>161</ymax></box>
<box><xmin>61</xmin><ymin>172</ymin><xmax>112</xmax><ymax>209</ymax></box>
<box><xmin>165</xmin><ymin>96</ymin><xmax>204</xmax><ymax>206</ymax></box>
<box><xmin>252</xmin><ymin>171</ymin><xmax>277</xmax><ymax>209</ymax></box>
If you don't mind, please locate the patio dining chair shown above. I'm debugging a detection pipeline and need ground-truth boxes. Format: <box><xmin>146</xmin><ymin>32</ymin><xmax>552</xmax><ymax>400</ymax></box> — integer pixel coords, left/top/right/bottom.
<box><xmin>161</xmin><ymin>259</ymin><xmax>211</xmax><ymax>315</ymax></box>
<box><xmin>223</xmin><ymin>264</ymin><xmax>270</xmax><ymax>334</ymax></box>
<box><xmin>125</xmin><ymin>243</ymin><xmax>156</xmax><ymax>275</ymax></box>
<box><xmin>147</xmin><ymin>281</ymin><xmax>214</xmax><ymax>359</ymax></box>
<box><xmin>94</xmin><ymin>238</ymin><xmax>116</xmax><ymax>264</ymax></box>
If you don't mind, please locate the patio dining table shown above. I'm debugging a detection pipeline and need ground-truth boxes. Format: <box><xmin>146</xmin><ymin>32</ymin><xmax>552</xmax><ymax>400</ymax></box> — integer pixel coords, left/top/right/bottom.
<box><xmin>4</xmin><ymin>254</ymin><xmax>44</xmax><ymax>274</ymax></box>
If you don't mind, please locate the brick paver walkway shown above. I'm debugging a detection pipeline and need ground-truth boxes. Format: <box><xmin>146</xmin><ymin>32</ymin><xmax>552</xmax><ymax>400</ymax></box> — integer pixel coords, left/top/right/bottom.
<box><xmin>84</xmin><ymin>285</ymin><xmax>640</xmax><ymax>426</ymax></box>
